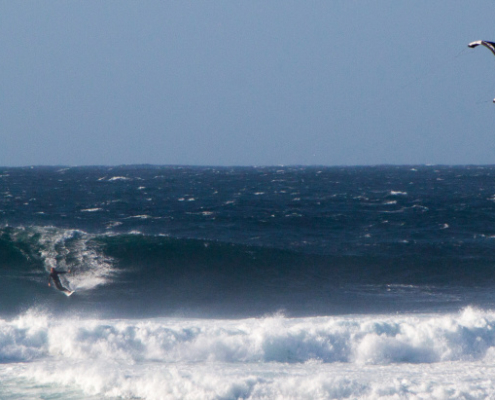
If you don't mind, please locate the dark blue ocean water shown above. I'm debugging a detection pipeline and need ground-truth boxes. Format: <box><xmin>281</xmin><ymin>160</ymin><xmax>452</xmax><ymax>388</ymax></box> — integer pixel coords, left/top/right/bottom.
<box><xmin>2</xmin><ymin>165</ymin><xmax>495</xmax><ymax>318</ymax></box>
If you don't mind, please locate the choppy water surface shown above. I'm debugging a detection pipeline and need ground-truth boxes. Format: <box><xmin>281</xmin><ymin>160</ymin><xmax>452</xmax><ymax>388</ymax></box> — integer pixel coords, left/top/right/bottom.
<box><xmin>2</xmin><ymin>165</ymin><xmax>495</xmax><ymax>399</ymax></box>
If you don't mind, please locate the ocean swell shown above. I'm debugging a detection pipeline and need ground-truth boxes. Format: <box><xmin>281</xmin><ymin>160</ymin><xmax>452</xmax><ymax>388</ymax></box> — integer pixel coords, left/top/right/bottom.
<box><xmin>2</xmin><ymin>225</ymin><xmax>495</xmax><ymax>318</ymax></box>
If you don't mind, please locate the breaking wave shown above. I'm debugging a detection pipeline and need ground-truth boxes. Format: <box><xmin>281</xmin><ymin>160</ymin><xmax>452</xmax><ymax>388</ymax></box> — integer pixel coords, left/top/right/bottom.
<box><xmin>2</xmin><ymin>308</ymin><xmax>495</xmax><ymax>399</ymax></box>
<box><xmin>2</xmin><ymin>225</ymin><xmax>495</xmax><ymax>318</ymax></box>
<box><xmin>2</xmin><ymin>307</ymin><xmax>494</xmax><ymax>365</ymax></box>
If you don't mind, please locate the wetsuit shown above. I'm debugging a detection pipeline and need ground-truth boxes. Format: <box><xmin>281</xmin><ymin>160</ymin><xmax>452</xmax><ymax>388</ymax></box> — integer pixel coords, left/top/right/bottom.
<box><xmin>49</xmin><ymin>269</ymin><xmax>71</xmax><ymax>293</ymax></box>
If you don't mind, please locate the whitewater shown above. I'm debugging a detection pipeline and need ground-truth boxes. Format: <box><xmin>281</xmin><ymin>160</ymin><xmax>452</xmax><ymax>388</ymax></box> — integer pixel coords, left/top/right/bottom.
<box><xmin>2</xmin><ymin>308</ymin><xmax>495</xmax><ymax>399</ymax></box>
<box><xmin>3</xmin><ymin>165</ymin><xmax>495</xmax><ymax>399</ymax></box>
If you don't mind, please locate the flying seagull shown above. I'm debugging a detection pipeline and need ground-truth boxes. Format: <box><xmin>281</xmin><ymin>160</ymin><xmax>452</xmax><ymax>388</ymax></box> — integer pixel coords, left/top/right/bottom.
<box><xmin>468</xmin><ymin>40</ymin><xmax>495</xmax><ymax>55</ymax></box>
<box><xmin>468</xmin><ymin>40</ymin><xmax>495</xmax><ymax>102</ymax></box>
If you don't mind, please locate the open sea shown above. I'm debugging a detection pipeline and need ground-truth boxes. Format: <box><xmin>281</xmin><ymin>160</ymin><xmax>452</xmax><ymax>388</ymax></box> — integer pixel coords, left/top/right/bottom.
<box><xmin>2</xmin><ymin>165</ymin><xmax>495</xmax><ymax>399</ymax></box>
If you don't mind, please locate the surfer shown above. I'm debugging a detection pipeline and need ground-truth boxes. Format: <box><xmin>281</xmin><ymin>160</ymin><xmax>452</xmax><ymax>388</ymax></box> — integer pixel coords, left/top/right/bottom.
<box><xmin>48</xmin><ymin>267</ymin><xmax>72</xmax><ymax>295</ymax></box>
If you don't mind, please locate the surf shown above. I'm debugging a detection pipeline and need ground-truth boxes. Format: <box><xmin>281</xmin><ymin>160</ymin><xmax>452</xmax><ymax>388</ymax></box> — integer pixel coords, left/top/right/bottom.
<box><xmin>4</xmin><ymin>305</ymin><xmax>495</xmax><ymax>365</ymax></box>
<box><xmin>2</xmin><ymin>307</ymin><xmax>495</xmax><ymax>399</ymax></box>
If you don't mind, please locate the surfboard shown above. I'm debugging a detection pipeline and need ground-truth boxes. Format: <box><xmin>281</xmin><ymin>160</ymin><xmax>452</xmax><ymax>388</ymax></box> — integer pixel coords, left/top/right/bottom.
<box><xmin>64</xmin><ymin>290</ymin><xmax>74</xmax><ymax>297</ymax></box>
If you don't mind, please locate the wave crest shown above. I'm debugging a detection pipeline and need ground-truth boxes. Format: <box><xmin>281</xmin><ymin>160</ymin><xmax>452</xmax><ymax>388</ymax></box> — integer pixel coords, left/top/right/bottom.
<box><xmin>2</xmin><ymin>307</ymin><xmax>495</xmax><ymax>365</ymax></box>
<box><xmin>6</xmin><ymin>226</ymin><xmax>114</xmax><ymax>291</ymax></box>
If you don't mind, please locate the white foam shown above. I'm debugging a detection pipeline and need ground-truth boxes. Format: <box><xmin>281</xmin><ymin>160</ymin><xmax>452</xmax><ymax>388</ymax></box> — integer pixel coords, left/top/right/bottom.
<box><xmin>4</xmin><ymin>357</ymin><xmax>495</xmax><ymax>400</ymax></box>
<box><xmin>2</xmin><ymin>307</ymin><xmax>495</xmax><ymax>365</ymax></box>
<box><xmin>3</xmin><ymin>308</ymin><xmax>495</xmax><ymax>399</ymax></box>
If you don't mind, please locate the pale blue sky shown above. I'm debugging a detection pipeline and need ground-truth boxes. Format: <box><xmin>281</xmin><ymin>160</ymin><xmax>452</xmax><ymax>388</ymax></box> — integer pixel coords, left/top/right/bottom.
<box><xmin>1</xmin><ymin>1</ymin><xmax>495</xmax><ymax>166</ymax></box>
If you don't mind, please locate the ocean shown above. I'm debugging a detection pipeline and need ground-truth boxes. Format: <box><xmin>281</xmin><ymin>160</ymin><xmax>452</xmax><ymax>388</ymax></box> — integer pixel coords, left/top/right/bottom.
<box><xmin>2</xmin><ymin>165</ymin><xmax>495</xmax><ymax>399</ymax></box>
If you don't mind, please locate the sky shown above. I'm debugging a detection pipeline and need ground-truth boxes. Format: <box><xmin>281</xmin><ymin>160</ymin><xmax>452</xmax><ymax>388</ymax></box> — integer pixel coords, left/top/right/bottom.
<box><xmin>1</xmin><ymin>1</ymin><xmax>495</xmax><ymax>166</ymax></box>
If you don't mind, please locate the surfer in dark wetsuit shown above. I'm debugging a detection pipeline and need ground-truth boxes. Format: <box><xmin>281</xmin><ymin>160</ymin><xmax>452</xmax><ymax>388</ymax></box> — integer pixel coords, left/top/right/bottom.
<box><xmin>48</xmin><ymin>267</ymin><xmax>72</xmax><ymax>294</ymax></box>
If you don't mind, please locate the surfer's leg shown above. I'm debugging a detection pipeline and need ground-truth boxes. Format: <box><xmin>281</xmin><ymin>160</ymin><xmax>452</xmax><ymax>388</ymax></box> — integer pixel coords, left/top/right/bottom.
<box><xmin>52</xmin><ymin>276</ymin><xmax>72</xmax><ymax>294</ymax></box>
<box><xmin>53</xmin><ymin>278</ymin><xmax>68</xmax><ymax>292</ymax></box>
<box><xmin>58</xmin><ymin>285</ymin><xmax>72</xmax><ymax>294</ymax></box>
